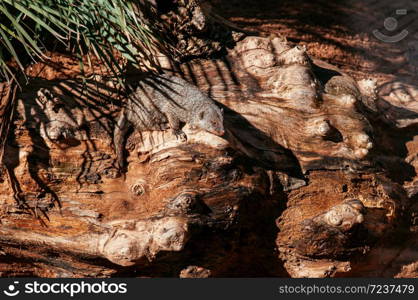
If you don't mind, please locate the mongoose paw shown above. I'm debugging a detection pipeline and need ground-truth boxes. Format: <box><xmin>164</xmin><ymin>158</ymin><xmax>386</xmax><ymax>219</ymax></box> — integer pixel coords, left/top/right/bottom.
<box><xmin>113</xmin><ymin>161</ymin><xmax>126</xmax><ymax>179</ymax></box>
<box><xmin>173</xmin><ymin>130</ymin><xmax>187</xmax><ymax>142</ymax></box>
<box><xmin>115</xmin><ymin>168</ymin><xmax>127</xmax><ymax>180</ymax></box>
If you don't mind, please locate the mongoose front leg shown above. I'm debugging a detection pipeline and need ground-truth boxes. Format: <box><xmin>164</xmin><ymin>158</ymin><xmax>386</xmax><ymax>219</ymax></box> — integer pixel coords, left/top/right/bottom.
<box><xmin>166</xmin><ymin>113</ymin><xmax>187</xmax><ymax>141</ymax></box>
<box><xmin>113</xmin><ymin>109</ymin><xmax>130</xmax><ymax>173</ymax></box>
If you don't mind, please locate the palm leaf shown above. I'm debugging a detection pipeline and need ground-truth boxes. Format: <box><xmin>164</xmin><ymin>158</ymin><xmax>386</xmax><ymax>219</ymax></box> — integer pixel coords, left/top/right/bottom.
<box><xmin>0</xmin><ymin>0</ymin><xmax>165</xmax><ymax>82</ymax></box>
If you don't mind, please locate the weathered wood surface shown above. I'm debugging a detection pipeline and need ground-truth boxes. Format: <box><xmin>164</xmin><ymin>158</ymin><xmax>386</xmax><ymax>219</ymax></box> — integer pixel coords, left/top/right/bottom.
<box><xmin>0</xmin><ymin>34</ymin><xmax>417</xmax><ymax>277</ymax></box>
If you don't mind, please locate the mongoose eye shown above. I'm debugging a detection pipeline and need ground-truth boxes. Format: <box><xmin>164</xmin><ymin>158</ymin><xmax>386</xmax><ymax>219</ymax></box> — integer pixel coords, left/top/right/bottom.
<box><xmin>199</xmin><ymin>111</ymin><xmax>205</xmax><ymax>119</ymax></box>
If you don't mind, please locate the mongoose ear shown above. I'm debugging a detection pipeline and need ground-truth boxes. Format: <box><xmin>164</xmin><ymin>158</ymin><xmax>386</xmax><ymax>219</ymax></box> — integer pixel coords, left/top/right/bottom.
<box><xmin>199</xmin><ymin>111</ymin><xmax>205</xmax><ymax>119</ymax></box>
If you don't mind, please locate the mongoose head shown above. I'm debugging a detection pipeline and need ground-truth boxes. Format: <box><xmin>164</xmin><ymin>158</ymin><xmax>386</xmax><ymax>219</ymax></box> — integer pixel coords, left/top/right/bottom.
<box><xmin>192</xmin><ymin>106</ymin><xmax>225</xmax><ymax>136</ymax></box>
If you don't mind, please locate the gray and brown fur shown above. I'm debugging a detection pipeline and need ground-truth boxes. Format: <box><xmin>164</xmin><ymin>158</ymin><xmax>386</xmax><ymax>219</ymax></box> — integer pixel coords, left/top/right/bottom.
<box><xmin>114</xmin><ymin>74</ymin><xmax>225</xmax><ymax>170</ymax></box>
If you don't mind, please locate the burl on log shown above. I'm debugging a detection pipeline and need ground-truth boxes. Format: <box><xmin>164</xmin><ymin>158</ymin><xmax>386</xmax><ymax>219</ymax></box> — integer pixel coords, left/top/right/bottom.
<box><xmin>0</xmin><ymin>35</ymin><xmax>416</xmax><ymax>277</ymax></box>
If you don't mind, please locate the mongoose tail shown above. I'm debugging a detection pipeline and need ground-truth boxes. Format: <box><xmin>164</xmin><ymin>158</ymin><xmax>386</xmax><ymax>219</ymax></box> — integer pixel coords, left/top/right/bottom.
<box><xmin>114</xmin><ymin>108</ymin><xmax>130</xmax><ymax>171</ymax></box>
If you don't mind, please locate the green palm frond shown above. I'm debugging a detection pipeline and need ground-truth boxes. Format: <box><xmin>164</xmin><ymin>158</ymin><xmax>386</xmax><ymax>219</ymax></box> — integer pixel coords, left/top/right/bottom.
<box><xmin>0</xmin><ymin>0</ymin><xmax>163</xmax><ymax>82</ymax></box>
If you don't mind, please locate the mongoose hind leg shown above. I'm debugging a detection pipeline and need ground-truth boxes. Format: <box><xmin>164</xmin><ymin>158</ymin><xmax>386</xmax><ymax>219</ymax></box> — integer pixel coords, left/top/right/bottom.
<box><xmin>167</xmin><ymin>113</ymin><xmax>187</xmax><ymax>141</ymax></box>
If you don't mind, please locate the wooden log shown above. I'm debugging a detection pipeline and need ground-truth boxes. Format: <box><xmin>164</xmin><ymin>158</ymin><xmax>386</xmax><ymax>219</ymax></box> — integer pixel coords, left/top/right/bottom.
<box><xmin>0</xmin><ymin>34</ymin><xmax>416</xmax><ymax>278</ymax></box>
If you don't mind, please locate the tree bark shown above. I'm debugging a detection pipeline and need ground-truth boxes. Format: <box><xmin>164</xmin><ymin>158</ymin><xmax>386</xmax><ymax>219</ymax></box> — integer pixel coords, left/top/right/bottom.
<box><xmin>0</xmin><ymin>1</ymin><xmax>417</xmax><ymax>278</ymax></box>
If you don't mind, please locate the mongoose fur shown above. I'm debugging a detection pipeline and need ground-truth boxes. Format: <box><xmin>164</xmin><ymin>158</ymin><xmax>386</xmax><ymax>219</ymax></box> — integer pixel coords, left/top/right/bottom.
<box><xmin>114</xmin><ymin>74</ymin><xmax>225</xmax><ymax>171</ymax></box>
